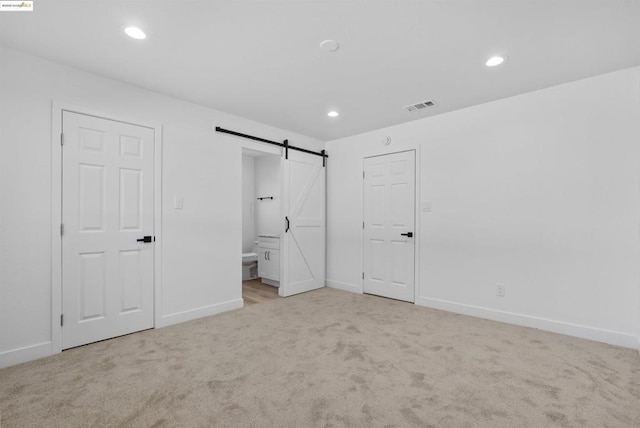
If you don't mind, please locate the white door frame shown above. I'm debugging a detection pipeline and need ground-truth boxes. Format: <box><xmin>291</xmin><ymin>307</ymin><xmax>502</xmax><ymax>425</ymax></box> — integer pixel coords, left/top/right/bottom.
<box><xmin>50</xmin><ymin>102</ymin><xmax>163</xmax><ymax>354</ymax></box>
<box><xmin>362</xmin><ymin>148</ymin><xmax>420</xmax><ymax>303</ymax></box>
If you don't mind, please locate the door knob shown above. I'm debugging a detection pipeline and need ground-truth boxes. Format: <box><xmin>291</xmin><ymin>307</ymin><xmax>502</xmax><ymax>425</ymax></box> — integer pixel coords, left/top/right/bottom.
<box><xmin>400</xmin><ymin>232</ymin><xmax>413</xmax><ymax>238</ymax></box>
<box><xmin>137</xmin><ymin>236</ymin><xmax>154</xmax><ymax>243</ymax></box>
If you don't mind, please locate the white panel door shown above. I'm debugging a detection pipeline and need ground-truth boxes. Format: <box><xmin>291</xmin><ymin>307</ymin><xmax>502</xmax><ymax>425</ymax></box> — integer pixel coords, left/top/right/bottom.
<box><xmin>62</xmin><ymin>111</ymin><xmax>155</xmax><ymax>349</ymax></box>
<box><xmin>280</xmin><ymin>150</ymin><xmax>325</xmax><ymax>297</ymax></box>
<box><xmin>363</xmin><ymin>151</ymin><xmax>415</xmax><ymax>302</ymax></box>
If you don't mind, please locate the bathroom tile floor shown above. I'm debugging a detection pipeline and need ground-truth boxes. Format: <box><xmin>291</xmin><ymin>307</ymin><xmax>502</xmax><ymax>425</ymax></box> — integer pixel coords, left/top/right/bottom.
<box><xmin>242</xmin><ymin>279</ymin><xmax>279</xmax><ymax>305</ymax></box>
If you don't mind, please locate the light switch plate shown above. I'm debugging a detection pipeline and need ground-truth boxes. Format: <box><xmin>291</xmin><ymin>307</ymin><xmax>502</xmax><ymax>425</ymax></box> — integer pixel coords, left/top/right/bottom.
<box><xmin>422</xmin><ymin>201</ymin><xmax>432</xmax><ymax>212</ymax></box>
<box><xmin>174</xmin><ymin>196</ymin><xmax>184</xmax><ymax>209</ymax></box>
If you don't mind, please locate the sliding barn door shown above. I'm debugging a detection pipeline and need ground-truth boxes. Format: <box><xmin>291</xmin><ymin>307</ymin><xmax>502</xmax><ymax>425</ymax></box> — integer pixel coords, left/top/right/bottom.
<box><xmin>280</xmin><ymin>150</ymin><xmax>326</xmax><ymax>297</ymax></box>
<box><xmin>62</xmin><ymin>111</ymin><xmax>155</xmax><ymax>349</ymax></box>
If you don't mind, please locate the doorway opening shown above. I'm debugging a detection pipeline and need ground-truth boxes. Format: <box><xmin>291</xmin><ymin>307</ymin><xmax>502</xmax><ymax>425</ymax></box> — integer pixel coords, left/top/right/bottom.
<box><xmin>238</xmin><ymin>138</ymin><xmax>326</xmax><ymax>303</ymax></box>
<box><xmin>242</xmin><ymin>148</ymin><xmax>282</xmax><ymax>305</ymax></box>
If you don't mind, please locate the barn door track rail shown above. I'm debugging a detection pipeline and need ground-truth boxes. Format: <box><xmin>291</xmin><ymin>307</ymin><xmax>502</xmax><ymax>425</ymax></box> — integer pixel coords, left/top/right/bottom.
<box><xmin>215</xmin><ymin>126</ymin><xmax>327</xmax><ymax>166</ymax></box>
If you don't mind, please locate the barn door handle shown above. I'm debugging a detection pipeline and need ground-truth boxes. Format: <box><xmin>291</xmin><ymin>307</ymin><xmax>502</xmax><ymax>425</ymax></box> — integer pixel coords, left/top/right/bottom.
<box><xmin>400</xmin><ymin>232</ymin><xmax>413</xmax><ymax>238</ymax></box>
<box><xmin>137</xmin><ymin>236</ymin><xmax>153</xmax><ymax>243</ymax></box>
<box><xmin>285</xmin><ymin>216</ymin><xmax>290</xmax><ymax>233</ymax></box>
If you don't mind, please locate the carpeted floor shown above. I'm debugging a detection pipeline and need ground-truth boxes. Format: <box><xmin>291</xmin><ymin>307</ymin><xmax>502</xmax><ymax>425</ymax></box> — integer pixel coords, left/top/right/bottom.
<box><xmin>1</xmin><ymin>288</ymin><xmax>639</xmax><ymax>427</ymax></box>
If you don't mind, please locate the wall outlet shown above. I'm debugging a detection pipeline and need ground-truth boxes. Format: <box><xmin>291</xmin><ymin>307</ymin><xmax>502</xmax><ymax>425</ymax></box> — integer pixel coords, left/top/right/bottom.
<box><xmin>174</xmin><ymin>196</ymin><xmax>184</xmax><ymax>209</ymax></box>
<box><xmin>496</xmin><ymin>283</ymin><xmax>506</xmax><ymax>297</ymax></box>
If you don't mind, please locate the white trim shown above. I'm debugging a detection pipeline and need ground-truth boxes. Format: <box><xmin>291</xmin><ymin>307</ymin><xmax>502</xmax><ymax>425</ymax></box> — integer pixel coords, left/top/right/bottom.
<box><xmin>237</xmin><ymin>136</ymin><xmax>283</xmax><ymax>157</ymax></box>
<box><xmin>417</xmin><ymin>296</ymin><xmax>638</xmax><ymax>349</ymax></box>
<box><xmin>51</xmin><ymin>101</ymin><xmax>163</xmax><ymax>356</ymax></box>
<box><xmin>156</xmin><ymin>298</ymin><xmax>244</xmax><ymax>328</ymax></box>
<box><xmin>51</xmin><ymin>102</ymin><xmax>63</xmax><ymax>355</ymax></box>
<box><xmin>261</xmin><ymin>278</ymin><xmax>280</xmax><ymax>287</ymax></box>
<box><xmin>326</xmin><ymin>279</ymin><xmax>363</xmax><ymax>294</ymax></box>
<box><xmin>153</xmin><ymin>125</ymin><xmax>164</xmax><ymax>329</ymax></box>
<box><xmin>0</xmin><ymin>342</ymin><xmax>52</xmax><ymax>369</ymax></box>
<box><xmin>414</xmin><ymin>145</ymin><xmax>421</xmax><ymax>305</ymax></box>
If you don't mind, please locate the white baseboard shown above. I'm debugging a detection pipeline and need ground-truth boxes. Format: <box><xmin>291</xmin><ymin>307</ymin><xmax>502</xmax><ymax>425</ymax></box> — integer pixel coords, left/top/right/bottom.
<box><xmin>0</xmin><ymin>341</ymin><xmax>52</xmax><ymax>369</ymax></box>
<box><xmin>0</xmin><ymin>300</ymin><xmax>246</xmax><ymax>368</ymax></box>
<box><xmin>417</xmin><ymin>297</ymin><xmax>638</xmax><ymax>349</ymax></box>
<box><xmin>261</xmin><ymin>278</ymin><xmax>279</xmax><ymax>287</ymax></box>
<box><xmin>157</xmin><ymin>298</ymin><xmax>244</xmax><ymax>328</ymax></box>
<box><xmin>326</xmin><ymin>279</ymin><xmax>362</xmax><ymax>294</ymax></box>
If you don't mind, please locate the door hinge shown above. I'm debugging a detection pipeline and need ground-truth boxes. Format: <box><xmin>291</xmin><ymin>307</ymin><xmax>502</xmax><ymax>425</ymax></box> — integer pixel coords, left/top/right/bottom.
<box><xmin>362</xmin><ymin>272</ymin><xmax>365</xmax><ymax>279</ymax></box>
<box><xmin>60</xmin><ymin>314</ymin><xmax>64</xmax><ymax>327</ymax></box>
<box><xmin>60</xmin><ymin>133</ymin><xmax>64</xmax><ymax>146</ymax></box>
<box><xmin>363</xmin><ymin>171</ymin><xmax>365</xmax><ymax>179</ymax></box>
<box><xmin>363</xmin><ymin>221</ymin><xmax>365</xmax><ymax>229</ymax></box>
<box><xmin>60</xmin><ymin>223</ymin><xmax>64</xmax><ymax>236</ymax></box>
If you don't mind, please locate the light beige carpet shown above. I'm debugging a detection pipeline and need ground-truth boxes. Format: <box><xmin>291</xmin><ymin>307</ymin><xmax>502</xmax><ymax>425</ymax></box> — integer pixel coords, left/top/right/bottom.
<box><xmin>1</xmin><ymin>288</ymin><xmax>639</xmax><ymax>427</ymax></box>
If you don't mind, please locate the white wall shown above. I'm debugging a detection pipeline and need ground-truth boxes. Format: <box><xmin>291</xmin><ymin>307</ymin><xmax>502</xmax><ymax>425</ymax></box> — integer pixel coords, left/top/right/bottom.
<box><xmin>254</xmin><ymin>155</ymin><xmax>282</xmax><ymax>236</ymax></box>
<box><xmin>326</xmin><ymin>67</ymin><xmax>640</xmax><ymax>348</ymax></box>
<box><xmin>242</xmin><ymin>155</ymin><xmax>255</xmax><ymax>252</ymax></box>
<box><xmin>0</xmin><ymin>47</ymin><xmax>323</xmax><ymax>367</ymax></box>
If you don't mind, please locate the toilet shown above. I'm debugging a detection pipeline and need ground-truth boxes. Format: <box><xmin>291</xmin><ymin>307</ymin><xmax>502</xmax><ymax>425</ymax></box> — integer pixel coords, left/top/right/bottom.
<box><xmin>242</xmin><ymin>241</ymin><xmax>259</xmax><ymax>280</ymax></box>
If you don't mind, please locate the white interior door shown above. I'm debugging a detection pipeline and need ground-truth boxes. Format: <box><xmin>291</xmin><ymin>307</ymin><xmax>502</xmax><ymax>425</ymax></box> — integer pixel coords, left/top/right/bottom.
<box><xmin>363</xmin><ymin>150</ymin><xmax>415</xmax><ymax>302</ymax></box>
<box><xmin>62</xmin><ymin>111</ymin><xmax>155</xmax><ymax>349</ymax></box>
<box><xmin>280</xmin><ymin>150</ymin><xmax>326</xmax><ymax>297</ymax></box>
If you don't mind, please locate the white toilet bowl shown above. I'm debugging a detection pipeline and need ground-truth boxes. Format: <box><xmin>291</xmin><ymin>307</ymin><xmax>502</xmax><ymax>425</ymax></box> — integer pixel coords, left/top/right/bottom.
<box><xmin>242</xmin><ymin>241</ymin><xmax>259</xmax><ymax>280</ymax></box>
<box><xmin>242</xmin><ymin>252</ymin><xmax>258</xmax><ymax>263</ymax></box>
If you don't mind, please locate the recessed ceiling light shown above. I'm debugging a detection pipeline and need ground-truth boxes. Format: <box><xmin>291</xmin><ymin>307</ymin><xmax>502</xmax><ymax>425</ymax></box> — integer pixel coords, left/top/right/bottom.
<box><xmin>124</xmin><ymin>26</ymin><xmax>146</xmax><ymax>40</ymax></box>
<box><xmin>320</xmin><ymin>40</ymin><xmax>340</xmax><ymax>52</ymax></box>
<box><xmin>327</xmin><ymin>111</ymin><xmax>340</xmax><ymax>118</ymax></box>
<box><xmin>485</xmin><ymin>56</ymin><xmax>505</xmax><ymax>67</ymax></box>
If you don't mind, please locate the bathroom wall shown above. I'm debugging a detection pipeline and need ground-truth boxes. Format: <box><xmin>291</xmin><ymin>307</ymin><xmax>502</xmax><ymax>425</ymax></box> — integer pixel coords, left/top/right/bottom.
<box><xmin>242</xmin><ymin>155</ymin><xmax>255</xmax><ymax>252</ymax></box>
<box><xmin>254</xmin><ymin>155</ymin><xmax>282</xmax><ymax>236</ymax></box>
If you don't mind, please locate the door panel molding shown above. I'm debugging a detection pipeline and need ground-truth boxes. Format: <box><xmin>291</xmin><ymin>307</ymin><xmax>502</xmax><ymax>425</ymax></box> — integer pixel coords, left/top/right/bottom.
<box><xmin>51</xmin><ymin>102</ymin><xmax>163</xmax><ymax>355</ymax></box>
<box><xmin>362</xmin><ymin>149</ymin><xmax>417</xmax><ymax>302</ymax></box>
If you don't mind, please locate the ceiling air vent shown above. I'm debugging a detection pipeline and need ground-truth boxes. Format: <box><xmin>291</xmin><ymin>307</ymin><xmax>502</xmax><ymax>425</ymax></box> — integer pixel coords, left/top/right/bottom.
<box><xmin>404</xmin><ymin>100</ymin><xmax>436</xmax><ymax>112</ymax></box>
